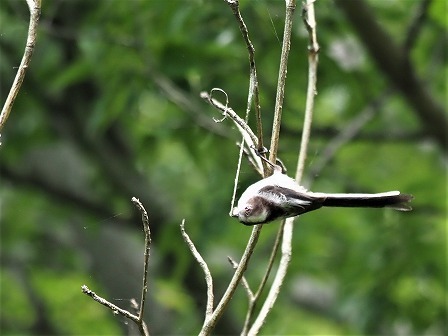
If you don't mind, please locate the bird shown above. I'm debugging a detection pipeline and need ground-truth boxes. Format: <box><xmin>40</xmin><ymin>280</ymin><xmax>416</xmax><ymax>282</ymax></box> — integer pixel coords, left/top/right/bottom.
<box><xmin>232</xmin><ymin>166</ymin><xmax>413</xmax><ymax>225</ymax></box>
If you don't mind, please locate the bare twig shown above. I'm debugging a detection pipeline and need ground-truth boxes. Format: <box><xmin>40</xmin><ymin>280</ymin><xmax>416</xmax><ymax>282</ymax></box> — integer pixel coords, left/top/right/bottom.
<box><xmin>201</xmin><ymin>90</ymin><xmax>264</xmax><ymax>215</ymax></box>
<box><xmin>296</xmin><ymin>0</ymin><xmax>319</xmax><ymax>182</ymax></box>
<box><xmin>131</xmin><ymin>197</ymin><xmax>151</xmax><ymax>324</ymax></box>
<box><xmin>206</xmin><ymin>87</ymin><xmax>255</xmax><ymax>214</ymax></box>
<box><xmin>248</xmin><ymin>217</ymin><xmax>293</xmax><ymax>336</ymax></box>
<box><xmin>268</xmin><ymin>0</ymin><xmax>297</xmax><ymax>166</ymax></box>
<box><xmin>0</xmin><ymin>0</ymin><xmax>41</xmax><ymax>132</ymax></box>
<box><xmin>199</xmin><ymin>225</ymin><xmax>263</xmax><ymax>336</ymax></box>
<box><xmin>224</xmin><ymin>0</ymin><xmax>269</xmax><ymax>231</ymax></box>
<box><xmin>248</xmin><ymin>1</ymin><xmax>319</xmax><ymax>334</ymax></box>
<box><xmin>81</xmin><ymin>285</ymin><xmax>140</xmax><ymax>322</ymax></box>
<box><xmin>201</xmin><ymin>91</ymin><xmax>259</xmax><ymax>147</ymax></box>
<box><xmin>225</xmin><ymin>0</ymin><xmax>265</xmax><ymax>154</ymax></box>
<box><xmin>227</xmin><ymin>256</ymin><xmax>254</xmax><ymax>300</ymax></box>
<box><xmin>403</xmin><ymin>0</ymin><xmax>432</xmax><ymax>59</ymax></box>
<box><xmin>82</xmin><ymin>198</ymin><xmax>151</xmax><ymax>336</ymax></box>
<box><xmin>253</xmin><ymin>221</ymin><xmax>284</xmax><ymax>300</ymax></box>
<box><xmin>241</xmin><ymin>221</ymin><xmax>285</xmax><ymax>335</ymax></box>
<box><xmin>180</xmin><ymin>220</ymin><xmax>214</xmax><ymax>319</ymax></box>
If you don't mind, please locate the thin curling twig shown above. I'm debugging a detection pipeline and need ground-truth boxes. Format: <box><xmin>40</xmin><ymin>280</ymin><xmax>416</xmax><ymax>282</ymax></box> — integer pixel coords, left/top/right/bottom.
<box><xmin>1</xmin><ymin>0</ymin><xmax>41</xmax><ymax>132</ymax></box>
<box><xmin>180</xmin><ymin>220</ymin><xmax>214</xmax><ymax>319</ymax></box>
<box><xmin>208</xmin><ymin>87</ymin><xmax>252</xmax><ymax>213</ymax></box>
<box><xmin>201</xmin><ymin>91</ymin><xmax>259</xmax><ymax>147</ymax></box>
<box><xmin>202</xmin><ymin>89</ymin><xmax>264</xmax><ymax>215</ymax></box>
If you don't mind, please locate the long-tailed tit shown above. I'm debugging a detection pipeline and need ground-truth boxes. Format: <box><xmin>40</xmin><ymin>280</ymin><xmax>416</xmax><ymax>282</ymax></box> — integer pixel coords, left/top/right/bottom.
<box><xmin>232</xmin><ymin>166</ymin><xmax>413</xmax><ymax>225</ymax></box>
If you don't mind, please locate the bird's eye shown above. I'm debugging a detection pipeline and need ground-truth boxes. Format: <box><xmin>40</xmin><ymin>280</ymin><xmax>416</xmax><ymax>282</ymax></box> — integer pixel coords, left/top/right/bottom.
<box><xmin>244</xmin><ymin>206</ymin><xmax>252</xmax><ymax>216</ymax></box>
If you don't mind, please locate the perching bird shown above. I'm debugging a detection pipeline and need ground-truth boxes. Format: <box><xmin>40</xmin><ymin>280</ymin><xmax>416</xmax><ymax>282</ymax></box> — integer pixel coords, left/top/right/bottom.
<box><xmin>232</xmin><ymin>167</ymin><xmax>413</xmax><ymax>225</ymax></box>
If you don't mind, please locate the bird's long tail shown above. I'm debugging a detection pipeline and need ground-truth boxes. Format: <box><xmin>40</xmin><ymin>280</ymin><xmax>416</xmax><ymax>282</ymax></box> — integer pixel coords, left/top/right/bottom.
<box><xmin>311</xmin><ymin>191</ymin><xmax>413</xmax><ymax>211</ymax></box>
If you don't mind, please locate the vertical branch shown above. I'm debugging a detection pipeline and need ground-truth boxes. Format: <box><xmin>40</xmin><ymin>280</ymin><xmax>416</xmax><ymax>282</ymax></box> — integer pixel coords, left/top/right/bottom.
<box><xmin>241</xmin><ymin>220</ymin><xmax>285</xmax><ymax>335</ymax></box>
<box><xmin>225</xmin><ymin>0</ymin><xmax>265</xmax><ymax>153</ymax></box>
<box><xmin>247</xmin><ymin>217</ymin><xmax>293</xmax><ymax>336</ymax></box>
<box><xmin>296</xmin><ymin>0</ymin><xmax>319</xmax><ymax>182</ymax></box>
<box><xmin>248</xmin><ymin>1</ymin><xmax>319</xmax><ymax>334</ymax></box>
<box><xmin>131</xmin><ymin>198</ymin><xmax>151</xmax><ymax>327</ymax></box>
<box><xmin>269</xmin><ymin>0</ymin><xmax>297</xmax><ymax>165</ymax></box>
<box><xmin>82</xmin><ymin>197</ymin><xmax>151</xmax><ymax>336</ymax></box>
<box><xmin>0</xmin><ymin>0</ymin><xmax>41</xmax><ymax>132</ymax></box>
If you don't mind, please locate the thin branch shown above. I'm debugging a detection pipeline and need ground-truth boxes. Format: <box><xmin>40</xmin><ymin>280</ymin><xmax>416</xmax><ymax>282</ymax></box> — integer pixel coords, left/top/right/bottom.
<box><xmin>81</xmin><ymin>285</ymin><xmax>140</xmax><ymax>322</ymax></box>
<box><xmin>201</xmin><ymin>89</ymin><xmax>264</xmax><ymax>215</ymax></box>
<box><xmin>248</xmin><ymin>217</ymin><xmax>293</xmax><ymax>336</ymax></box>
<box><xmin>227</xmin><ymin>256</ymin><xmax>254</xmax><ymax>300</ymax></box>
<box><xmin>268</xmin><ymin>0</ymin><xmax>297</xmax><ymax>166</ymax></box>
<box><xmin>131</xmin><ymin>197</ymin><xmax>151</xmax><ymax>323</ymax></box>
<box><xmin>248</xmin><ymin>1</ymin><xmax>319</xmax><ymax>334</ymax></box>
<box><xmin>232</xmin><ymin>139</ymin><xmax>249</xmax><ymax>214</ymax></box>
<box><xmin>253</xmin><ymin>221</ymin><xmax>284</xmax><ymax>301</ymax></box>
<box><xmin>241</xmin><ymin>221</ymin><xmax>285</xmax><ymax>335</ymax></box>
<box><xmin>227</xmin><ymin>256</ymin><xmax>255</xmax><ymax>336</ymax></box>
<box><xmin>82</xmin><ymin>198</ymin><xmax>151</xmax><ymax>336</ymax></box>
<box><xmin>180</xmin><ymin>219</ymin><xmax>214</xmax><ymax>319</ymax></box>
<box><xmin>200</xmin><ymin>91</ymin><xmax>259</xmax><ymax>147</ymax></box>
<box><xmin>225</xmin><ymin>0</ymin><xmax>265</xmax><ymax>154</ymax></box>
<box><xmin>0</xmin><ymin>0</ymin><xmax>41</xmax><ymax>132</ymax></box>
<box><xmin>403</xmin><ymin>0</ymin><xmax>432</xmax><ymax>58</ymax></box>
<box><xmin>225</xmin><ymin>0</ymin><xmax>269</xmax><ymax>225</ymax></box>
<box><xmin>199</xmin><ymin>225</ymin><xmax>263</xmax><ymax>336</ymax></box>
<box><xmin>206</xmin><ymin>88</ymin><xmax>254</xmax><ymax>214</ymax></box>
<box><xmin>296</xmin><ymin>0</ymin><xmax>319</xmax><ymax>182</ymax></box>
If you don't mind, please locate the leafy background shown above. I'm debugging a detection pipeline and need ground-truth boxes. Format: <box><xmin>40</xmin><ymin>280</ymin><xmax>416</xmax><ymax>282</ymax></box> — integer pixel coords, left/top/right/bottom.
<box><xmin>1</xmin><ymin>0</ymin><xmax>446</xmax><ymax>335</ymax></box>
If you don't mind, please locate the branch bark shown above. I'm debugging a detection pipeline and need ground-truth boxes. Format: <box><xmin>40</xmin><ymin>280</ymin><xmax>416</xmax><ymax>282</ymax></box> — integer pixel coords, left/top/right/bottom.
<box><xmin>0</xmin><ymin>0</ymin><xmax>41</xmax><ymax>132</ymax></box>
<box><xmin>248</xmin><ymin>1</ymin><xmax>319</xmax><ymax>334</ymax></box>
<box><xmin>82</xmin><ymin>198</ymin><xmax>152</xmax><ymax>336</ymax></box>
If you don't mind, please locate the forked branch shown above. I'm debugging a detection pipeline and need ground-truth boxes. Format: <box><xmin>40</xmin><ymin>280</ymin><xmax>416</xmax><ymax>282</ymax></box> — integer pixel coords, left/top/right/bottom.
<box><xmin>82</xmin><ymin>198</ymin><xmax>151</xmax><ymax>336</ymax></box>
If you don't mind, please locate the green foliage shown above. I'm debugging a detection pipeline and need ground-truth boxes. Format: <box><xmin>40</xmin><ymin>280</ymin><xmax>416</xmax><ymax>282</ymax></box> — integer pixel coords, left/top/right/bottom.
<box><xmin>1</xmin><ymin>0</ymin><xmax>446</xmax><ymax>335</ymax></box>
<box><xmin>32</xmin><ymin>271</ymin><xmax>121</xmax><ymax>335</ymax></box>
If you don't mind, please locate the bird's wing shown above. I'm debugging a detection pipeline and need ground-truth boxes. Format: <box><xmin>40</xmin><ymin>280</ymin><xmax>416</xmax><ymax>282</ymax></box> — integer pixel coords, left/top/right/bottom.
<box><xmin>258</xmin><ymin>185</ymin><xmax>325</xmax><ymax>215</ymax></box>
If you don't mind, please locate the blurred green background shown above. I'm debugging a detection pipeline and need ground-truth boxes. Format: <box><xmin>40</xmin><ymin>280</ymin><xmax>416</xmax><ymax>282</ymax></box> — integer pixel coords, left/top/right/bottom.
<box><xmin>1</xmin><ymin>0</ymin><xmax>446</xmax><ymax>335</ymax></box>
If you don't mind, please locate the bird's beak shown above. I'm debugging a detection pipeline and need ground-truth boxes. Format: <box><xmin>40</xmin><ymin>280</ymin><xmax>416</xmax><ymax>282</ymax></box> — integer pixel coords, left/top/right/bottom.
<box><xmin>230</xmin><ymin>207</ymin><xmax>239</xmax><ymax>218</ymax></box>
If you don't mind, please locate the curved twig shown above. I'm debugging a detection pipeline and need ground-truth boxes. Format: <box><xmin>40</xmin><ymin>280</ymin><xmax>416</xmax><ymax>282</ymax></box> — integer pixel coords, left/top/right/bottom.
<box><xmin>0</xmin><ymin>0</ymin><xmax>41</xmax><ymax>132</ymax></box>
<box><xmin>180</xmin><ymin>220</ymin><xmax>214</xmax><ymax>319</ymax></box>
